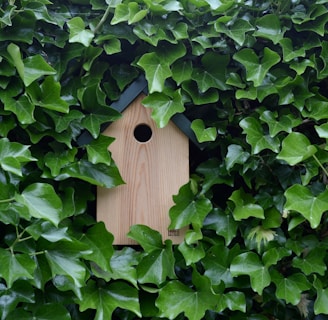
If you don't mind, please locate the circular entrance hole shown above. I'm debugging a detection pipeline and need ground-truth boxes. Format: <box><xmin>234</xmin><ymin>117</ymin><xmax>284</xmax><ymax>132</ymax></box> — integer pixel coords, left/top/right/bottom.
<box><xmin>134</xmin><ymin>124</ymin><xmax>152</xmax><ymax>143</ymax></box>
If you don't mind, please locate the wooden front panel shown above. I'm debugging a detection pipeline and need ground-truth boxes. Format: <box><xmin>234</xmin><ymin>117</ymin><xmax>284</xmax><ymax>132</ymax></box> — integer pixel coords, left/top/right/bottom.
<box><xmin>97</xmin><ymin>94</ymin><xmax>189</xmax><ymax>244</ymax></box>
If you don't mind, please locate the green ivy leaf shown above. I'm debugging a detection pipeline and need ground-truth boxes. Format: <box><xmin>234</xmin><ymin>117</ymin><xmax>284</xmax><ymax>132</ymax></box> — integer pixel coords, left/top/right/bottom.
<box><xmin>67</xmin><ymin>17</ymin><xmax>94</xmax><ymax>47</ymax></box>
<box><xmin>178</xmin><ymin>242</ymin><xmax>206</xmax><ymax>265</ymax></box>
<box><xmin>262</xmin><ymin>247</ymin><xmax>291</xmax><ymax>268</ymax></box>
<box><xmin>156</xmin><ymin>275</ymin><xmax>218</xmax><ymax>320</ymax></box>
<box><xmin>171</xmin><ymin>60</ymin><xmax>193</xmax><ymax>85</ymax></box>
<box><xmin>137</xmin><ymin>52</ymin><xmax>172</xmax><ymax>93</ymax></box>
<box><xmin>277</xmin><ymin>132</ymin><xmax>317</xmax><ymax>165</ymax></box>
<box><xmin>271</xmin><ymin>271</ymin><xmax>310</xmax><ymax>305</ymax></box>
<box><xmin>191</xmin><ymin>119</ymin><xmax>217</xmax><ymax>143</ymax></box>
<box><xmin>279</xmin><ymin>38</ymin><xmax>306</xmax><ymax>62</ymax></box>
<box><xmin>0</xmin><ymin>250</ymin><xmax>35</xmax><ymax>288</ymax></box>
<box><xmin>86</xmin><ymin>135</ymin><xmax>114</xmax><ymax>165</ymax></box>
<box><xmin>26</xmin><ymin>77</ymin><xmax>69</xmax><ymax>113</ymax></box>
<box><xmin>230</xmin><ymin>252</ymin><xmax>270</xmax><ymax>294</ymax></box>
<box><xmin>128</xmin><ymin>225</ymin><xmax>163</xmax><ymax>252</ymax></box>
<box><xmin>0</xmin><ymin>281</ymin><xmax>34</xmax><ymax>320</ymax></box>
<box><xmin>229</xmin><ymin>189</ymin><xmax>264</xmax><ymax>221</ymax></box>
<box><xmin>79</xmin><ymin>280</ymin><xmax>141</xmax><ymax>319</ymax></box>
<box><xmin>284</xmin><ymin>184</ymin><xmax>328</xmax><ymax>229</ymax></box>
<box><xmin>259</xmin><ymin>110</ymin><xmax>302</xmax><ymax>137</ymax></box>
<box><xmin>215</xmin><ymin>18</ymin><xmax>254</xmax><ymax>46</ymax></box>
<box><xmin>81</xmin><ymin>222</ymin><xmax>114</xmax><ymax>272</ymax></box>
<box><xmin>217</xmin><ymin>291</ymin><xmax>246</xmax><ymax>313</ymax></box>
<box><xmin>233</xmin><ymin>48</ymin><xmax>280</xmax><ymax>87</ymax></box>
<box><xmin>169</xmin><ymin>184</ymin><xmax>212</xmax><ymax>229</ymax></box>
<box><xmin>15</xmin><ymin>183</ymin><xmax>63</xmax><ymax>226</ymax></box>
<box><xmin>203</xmin><ymin>208</ymin><xmax>239</xmax><ymax>246</ymax></box>
<box><xmin>3</xmin><ymin>95</ymin><xmax>35</xmax><ymax>124</ymax></box>
<box><xmin>142</xmin><ymin>90</ymin><xmax>184</xmax><ymax>128</ymax></box>
<box><xmin>313</xmin><ymin>277</ymin><xmax>328</xmax><ymax>315</ymax></box>
<box><xmin>182</xmin><ymin>80</ymin><xmax>219</xmax><ymax>105</ymax></box>
<box><xmin>292</xmin><ymin>248</ymin><xmax>327</xmax><ymax>275</ymax></box>
<box><xmin>137</xmin><ymin>242</ymin><xmax>176</xmax><ymax>286</ymax></box>
<box><xmin>225</xmin><ymin>144</ymin><xmax>250</xmax><ymax>170</ymax></box>
<box><xmin>0</xmin><ymin>138</ymin><xmax>36</xmax><ymax>175</ymax></box>
<box><xmin>44</xmin><ymin>149</ymin><xmax>77</xmax><ymax>177</ymax></box>
<box><xmin>254</xmin><ymin>14</ymin><xmax>285</xmax><ymax>44</ymax></box>
<box><xmin>57</xmin><ymin>160</ymin><xmax>124</xmax><ymax>188</ymax></box>
<box><xmin>240</xmin><ymin>117</ymin><xmax>280</xmax><ymax>154</ymax></box>
<box><xmin>105</xmin><ymin>247</ymin><xmax>139</xmax><ymax>287</ymax></box>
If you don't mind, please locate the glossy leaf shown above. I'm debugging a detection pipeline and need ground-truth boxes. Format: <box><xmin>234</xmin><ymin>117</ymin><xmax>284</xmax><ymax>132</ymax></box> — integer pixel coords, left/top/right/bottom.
<box><xmin>79</xmin><ymin>280</ymin><xmax>141</xmax><ymax>319</ymax></box>
<box><xmin>240</xmin><ymin>117</ymin><xmax>280</xmax><ymax>154</ymax></box>
<box><xmin>191</xmin><ymin>119</ymin><xmax>217</xmax><ymax>142</ymax></box>
<box><xmin>254</xmin><ymin>14</ymin><xmax>285</xmax><ymax>44</ymax></box>
<box><xmin>86</xmin><ymin>135</ymin><xmax>114</xmax><ymax>165</ymax></box>
<box><xmin>284</xmin><ymin>184</ymin><xmax>328</xmax><ymax>228</ymax></box>
<box><xmin>292</xmin><ymin>248</ymin><xmax>326</xmax><ymax>275</ymax></box>
<box><xmin>128</xmin><ymin>225</ymin><xmax>163</xmax><ymax>252</ymax></box>
<box><xmin>0</xmin><ymin>250</ymin><xmax>35</xmax><ymax>288</ymax></box>
<box><xmin>233</xmin><ymin>48</ymin><xmax>280</xmax><ymax>87</ymax></box>
<box><xmin>142</xmin><ymin>90</ymin><xmax>185</xmax><ymax>128</ymax></box>
<box><xmin>313</xmin><ymin>277</ymin><xmax>328</xmax><ymax>315</ymax></box>
<box><xmin>271</xmin><ymin>271</ymin><xmax>310</xmax><ymax>305</ymax></box>
<box><xmin>137</xmin><ymin>52</ymin><xmax>172</xmax><ymax>93</ymax></box>
<box><xmin>67</xmin><ymin>17</ymin><xmax>94</xmax><ymax>47</ymax></box>
<box><xmin>15</xmin><ymin>183</ymin><xmax>63</xmax><ymax>226</ymax></box>
<box><xmin>230</xmin><ymin>252</ymin><xmax>270</xmax><ymax>294</ymax></box>
<box><xmin>225</xmin><ymin>144</ymin><xmax>250</xmax><ymax>170</ymax></box>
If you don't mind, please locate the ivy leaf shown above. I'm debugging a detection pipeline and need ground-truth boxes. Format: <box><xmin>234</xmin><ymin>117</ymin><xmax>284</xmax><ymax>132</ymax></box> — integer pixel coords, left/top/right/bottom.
<box><xmin>0</xmin><ymin>249</ymin><xmax>36</xmax><ymax>288</ymax></box>
<box><xmin>81</xmin><ymin>222</ymin><xmax>114</xmax><ymax>272</ymax></box>
<box><xmin>137</xmin><ymin>241</ymin><xmax>176</xmax><ymax>286</ymax></box>
<box><xmin>0</xmin><ymin>138</ymin><xmax>36</xmax><ymax>176</ymax></box>
<box><xmin>137</xmin><ymin>52</ymin><xmax>172</xmax><ymax>93</ymax></box>
<box><xmin>203</xmin><ymin>208</ymin><xmax>239</xmax><ymax>246</ymax></box>
<box><xmin>15</xmin><ymin>183</ymin><xmax>63</xmax><ymax>226</ymax></box>
<box><xmin>105</xmin><ymin>247</ymin><xmax>140</xmax><ymax>287</ymax></box>
<box><xmin>254</xmin><ymin>14</ymin><xmax>285</xmax><ymax>44</ymax></box>
<box><xmin>7</xmin><ymin>43</ymin><xmax>56</xmax><ymax>86</ymax></box>
<box><xmin>169</xmin><ymin>184</ymin><xmax>212</xmax><ymax>229</ymax></box>
<box><xmin>44</xmin><ymin>149</ymin><xmax>77</xmax><ymax>177</ymax></box>
<box><xmin>128</xmin><ymin>225</ymin><xmax>163</xmax><ymax>252</ymax></box>
<box><xmin>277</xmin><ymin>132</ymin><xmax>317</xmax><ymax>165</ymax></box>
<box><xmin>233</xmin><ymin>48</ymin><xmax>280</xmax><ymax>87</ymax></box>
<box><xmin>230</xmin><ymin>252</ymin><xmax>270</xmax><ymax>294</ymax></box>
<box><xmin>225</xmin><ymin>144</ymin><xmax>250</xmax><ymax>170</ymax></box>
<box><xmin>259</xmin><ymin>110</ymin><xmax>302</xmax><ymax>137</ymax></box>
<box><xmin>191</xmin><ymin>119</ymin><xmax>217</xmax><ymax>143</ymax></box>
<box><xmin>45</xmin><ymin>242</ymin><xmax>89</xmax><ymax>288</ymax></box>
<box><xmin>171</xmin><ymin>60</ymin><xmax>193</xmax><ymax>85</ymax></box>
<box><xmin>156</xmin><ymin>276</ymin><xmax>218</xmax><ymax>320</ymax></box>
<box><xmin>192</xmin><ymin>52</ymin><xmax>230</xmax><ymax>92</ymax></box>
<box><xmin>178</xmin><ymin>242</ymin><xmax>206</xmax><ymax>265</ymax></box>
<box><xmin>229</xmin><ymin>189</ymin><xmax>264</xmax><ymax>221</ymax></box>
<box><xmin>26</xmin><ymin>77</ymin><xmax>69</xmax><ymax>113</ymax></box>
<box><xmin>215</xmin><ymin>18</ymin><xmax>254</xmax><ymax>46</ymax></box>
<box><xmin>271</xmin><ymin>271</ymin><xmax>310</xmax><ymax>305</ymax></box>
<box><xmin>3</xmin><ymin>95</ymin><xmax>35</xmax><ymax>124</ymax></box>
<box><xmin>142</xmin><ymin>90</ymin><xmax>184</xmax><ymax>128</ymax></box>
<box><xmin>217</xmin><ymin>291</ymin><xmax>246</xmax><ymax>313</ymax></box>
<box><xmin>279</xmin><ymin>38</ymin><xmax>306</xmax><ymax>62</ymax></box>
<box><xmin>313</xmin><ymin>277</ymin><xmax>328</xmax><ymax>315</ymax></box>
<box><xmin>284</xmin><ymin>184</ymin><xmax>328</xmax><ymax>229</ymax></box>
<box><xmin>57</xmin><ymin>160</ymin><xmax>124</xmax><ymax>188</ymax></box>
<box><xmin>86</xmin><ymin>135</ymin><xmax>114</xmax><ymax>165</ymax></box>
<box><xmin>292</xmin><ymin>248</ymin><xmax>327</xmax><ymax>276</ymax></box>
<box><xmin>67</xmin><ymin>17</ymin><xmax>94</xmax><ymax>47</ymax></box>
<box><xmin>0</xmin><ymin>281</ymin><xmax>34</xmax><ymax>320</ymax></box>
<box><xmin>240</xmin><ymin>117</ymin><xmax>280</xmax><ymax>154</ymax></box>
<box><xmin>182</xmin><ymin>80</ymin><xmax>219</xmax><ymax>105</ymax></box>
<box><xmin>79</xmin><ymin>280</ymin><xmax>141</xmax><ymax>319</ymax></box>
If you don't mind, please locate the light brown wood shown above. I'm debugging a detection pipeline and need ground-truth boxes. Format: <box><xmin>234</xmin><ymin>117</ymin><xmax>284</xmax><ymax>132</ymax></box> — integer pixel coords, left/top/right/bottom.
<box><xmin>97</xmin><ymin>93</ymin><xmax>189</xmax><ymax>244</ymax></box>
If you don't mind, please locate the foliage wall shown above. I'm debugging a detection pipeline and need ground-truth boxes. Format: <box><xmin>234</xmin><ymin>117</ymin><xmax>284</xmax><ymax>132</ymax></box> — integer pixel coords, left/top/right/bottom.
<box><xmin>1</xmin><ymin>0</ymin><xmax>328</xmax><ymax>319</ymax></box>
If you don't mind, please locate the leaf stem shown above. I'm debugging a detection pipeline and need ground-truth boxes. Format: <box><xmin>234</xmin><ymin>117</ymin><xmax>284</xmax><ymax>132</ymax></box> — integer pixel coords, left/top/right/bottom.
<box><xmin>0</xmin><ymin>197</ymin><xmax>15</xmax><ymax>204</ymax></box>
<box><xmin>93</xmin><ymin>5</ymin><xmax>111</xmax><ymax>35</ymax></box>
<box><xmin>312</xmin><ymin>154</ymin><xmax>328</xmax><ymax>179</ymax></box>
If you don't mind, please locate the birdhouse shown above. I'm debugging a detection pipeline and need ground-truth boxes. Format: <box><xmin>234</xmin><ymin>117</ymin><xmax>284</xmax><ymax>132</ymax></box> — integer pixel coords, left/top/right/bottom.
<box><xmin>78</xmin><ymin>75</ymin><xmax>203</xmax><ymax>245</ymax></box>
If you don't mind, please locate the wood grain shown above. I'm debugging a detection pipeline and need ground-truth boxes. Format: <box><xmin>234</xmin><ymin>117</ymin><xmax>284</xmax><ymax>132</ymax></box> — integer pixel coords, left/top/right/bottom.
<box><xmin>97</xmin><ymin>94</ymin><xmax>189</xmax><ymax>244</ymax></box>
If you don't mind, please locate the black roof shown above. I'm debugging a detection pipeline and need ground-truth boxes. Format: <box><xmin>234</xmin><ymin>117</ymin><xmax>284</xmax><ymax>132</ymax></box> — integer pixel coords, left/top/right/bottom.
<box><xmin>77</xmin><ymin>74</ymin><xmax>204</xmax><ymax>150</ymax></box>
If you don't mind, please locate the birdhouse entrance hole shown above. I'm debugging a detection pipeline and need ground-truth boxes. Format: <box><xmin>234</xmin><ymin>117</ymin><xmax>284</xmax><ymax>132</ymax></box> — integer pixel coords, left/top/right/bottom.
<box><xmin>134</xmin><ymin>124</ymin><xmax>152</xmax><ymax>142</ymax></box>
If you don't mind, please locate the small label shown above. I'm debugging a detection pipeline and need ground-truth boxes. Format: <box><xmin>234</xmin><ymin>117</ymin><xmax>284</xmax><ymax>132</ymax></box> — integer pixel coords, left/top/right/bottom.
<box><xmin>168</xmin><ymin>230</ymin><xmax>180</xmax><ymax>236</ymax></box>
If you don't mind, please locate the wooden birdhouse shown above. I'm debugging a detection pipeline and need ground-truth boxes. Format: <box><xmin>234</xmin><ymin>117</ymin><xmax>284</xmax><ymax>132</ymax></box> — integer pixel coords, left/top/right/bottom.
<box><xmin>78</xmin><ymin>75</ymin><xmax>203</xmax><ymax>245</ymax></box>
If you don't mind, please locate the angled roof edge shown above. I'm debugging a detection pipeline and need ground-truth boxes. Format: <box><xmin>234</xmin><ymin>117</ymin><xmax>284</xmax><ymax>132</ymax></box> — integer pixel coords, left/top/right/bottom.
<box><xmin>77</xmin><ymin>74</ymin><xmax>205</xmax><ymax>150</ymax></box>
